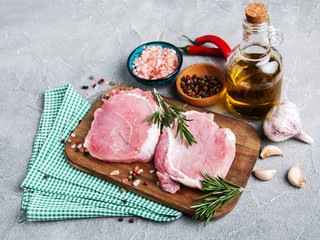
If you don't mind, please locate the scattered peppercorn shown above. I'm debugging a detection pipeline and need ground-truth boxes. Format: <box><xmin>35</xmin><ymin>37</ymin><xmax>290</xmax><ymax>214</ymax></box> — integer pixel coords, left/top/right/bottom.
<box><xmin>89</xmin><ymin>76</ymin><xmax>94</xmax><ymax>80</ymax></box>
<box><xmin>84</xmin><ymin>150</ymin><xmax>89</xmax><ymax>156</ymax></box>
<box><xmin>129</xmin><ymin>218</ymin><xmax>134</xmax><ymax>223</ymax></box>
<box><xmin>60</xmin><ymin>139</ymin><xmax>65</xmax><ymax>144</ymax></box>
<box><xmin>75</xmin><ymin>148</ymin><xmax>79</xmax><ymax>152</ymax></box>
<box><xmin>180</xmin><ymin>75</ymin><xmax>222</xmax><ymax>98</ymax></box>
<box><xmin>109</xmin><ymin>81</ymin><xmax>115</xmax><ymax>86</ymax></box>
<box><xmin>123</xmin><ymin>199</ymin><xmax>127</xmax><ymax>204</ymax></box>
<box><xmin>43</xmin><ymin>175</ymin><xmax>48</xmax><ymax>179</ymax></box>
<box><xmin>82</xmin><ymin>85</ymin><xmax>89</xmax><ymax>89</ymax></box>
<box><xmin>143</xmin><ymin>181</ymin><xmax>148</xmax><ymax>185</ymax></box>
<box><xmin>98</xmin><ymin>78</ymin><xmax>104</xmax><ymax>84</ymax></box>
<box><xmin>92</xmin><ymin>83</ymin><xmax>97</xmax><ymax>88</ymax></box>
<box><xmin>118</xmin><ymin>217</ymin><xmax>124</xmax><ymax>222</ymax></box>
<box><xmin>102</xmin><ymin>95</ymin><xmax>110</xmax><ymax>100</ymax></box>
<box><xmin>120</xmin><ymin>188</ymin><xmax>125</xmax><ymax>193</ymax></box>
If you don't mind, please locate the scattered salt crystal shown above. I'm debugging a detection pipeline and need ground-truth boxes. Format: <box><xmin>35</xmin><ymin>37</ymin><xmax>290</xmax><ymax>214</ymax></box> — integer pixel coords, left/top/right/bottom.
<box><xmin>67</xmin><ymin>138</ymin><xmax>72</xmax><ymax>143</ymax></box>
<box><xmin>110</xmin><ymin>170</ymin><xmax>120</xmax><ymax>176</ymax></box>
<box><xmin>71</xmin><ymin>144</ymin><xmax>76</xmax><ymax>149</ymax></box>
<box><xmin>137</xmin><ymin>169</ymin><xmax>143</xmax><ymax>174</ymax></box>
<box><xmin>150</xmin><ymin>170</ymin><xmax>155</xmax><ymax>174</ymax></box>
<box><xmin>71</xmin><ymin>133</ymin><xmax>76</xmax><ymax>137</ymax></box>
<box><xmin>83</xmin><ymin>142</ymin><xmax>87</xmax><ymax>148</ymax></box>
<box><xmin>77</xmin><ymin>144</ymin><xmax>82</xmax><ymax>148</ymax></box>
<box><xmin>133</xmin><ymin>180</ymin><xmax>141</xmax><ymax>187</ymax></box>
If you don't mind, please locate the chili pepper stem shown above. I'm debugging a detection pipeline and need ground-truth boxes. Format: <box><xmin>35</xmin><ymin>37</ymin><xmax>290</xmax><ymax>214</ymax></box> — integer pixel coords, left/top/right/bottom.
<box><xmin>178</xmin><ymin>45</ymin><xmax>189</xmax><ymax>53</ymax></box>
<box><xmin>182</xmin><ymin>35</ymin><xmax>197</xmax><ymax>45</ymax></box>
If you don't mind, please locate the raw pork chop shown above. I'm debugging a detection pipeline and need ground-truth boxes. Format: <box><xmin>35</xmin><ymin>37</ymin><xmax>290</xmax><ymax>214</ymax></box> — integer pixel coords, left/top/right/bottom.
<box><xmin>84</xmin><ymin>88</ymin><xmax>160</xmax><ymax>163</ymax></box>
<box><xmin>154</xmin><ymin>110</ymin><xmax>236</xmax><ymax>194</ymax></box>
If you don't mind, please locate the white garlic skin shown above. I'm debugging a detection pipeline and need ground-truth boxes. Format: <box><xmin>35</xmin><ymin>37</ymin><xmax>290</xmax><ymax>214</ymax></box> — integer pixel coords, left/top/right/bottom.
<box><xmin>263</xmin><ymin>101</ymin><xmax>313</xmax><ymax>144</ymax></box>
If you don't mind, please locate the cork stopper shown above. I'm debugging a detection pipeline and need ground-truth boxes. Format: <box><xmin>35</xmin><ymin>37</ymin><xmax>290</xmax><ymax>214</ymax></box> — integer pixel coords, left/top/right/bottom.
<box><xmin>245</xmin><ymin>3</ymin><xmax>268</xmax><ymax>24</ymax></box>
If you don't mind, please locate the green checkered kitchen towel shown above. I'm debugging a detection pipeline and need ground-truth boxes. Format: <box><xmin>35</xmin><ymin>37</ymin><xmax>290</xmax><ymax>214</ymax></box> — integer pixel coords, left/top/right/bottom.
<box><xmin>21</xmin><ymin>84</ymin><xmax>182</xmax><ymax>221</ymax></box>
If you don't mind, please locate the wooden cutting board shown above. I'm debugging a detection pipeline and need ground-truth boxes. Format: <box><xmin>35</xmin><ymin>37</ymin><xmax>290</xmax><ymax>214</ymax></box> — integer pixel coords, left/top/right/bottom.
<box><xmin>65</xmin><ymin>86</ymin><xmax>260</xmax><ymax>219</ymax></box>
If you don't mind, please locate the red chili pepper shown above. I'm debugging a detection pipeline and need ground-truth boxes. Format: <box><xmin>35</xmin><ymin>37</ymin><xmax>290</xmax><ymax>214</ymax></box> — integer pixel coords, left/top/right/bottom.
<box><xmin>183</xmin><ymin>35</ymin><xmax>231</xmax><ymax>60</ymax></box>
<box><xmin>178</xmin><ymin>45</ymin><xmax>224</xmax><ymax>58</ymax></box>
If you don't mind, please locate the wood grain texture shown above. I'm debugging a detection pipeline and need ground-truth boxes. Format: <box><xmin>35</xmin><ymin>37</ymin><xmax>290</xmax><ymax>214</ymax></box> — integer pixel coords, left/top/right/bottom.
<box><xmin>65</xmin><ymin>86</ymin><xmax>261</xmax><ymax>218</ymax></box>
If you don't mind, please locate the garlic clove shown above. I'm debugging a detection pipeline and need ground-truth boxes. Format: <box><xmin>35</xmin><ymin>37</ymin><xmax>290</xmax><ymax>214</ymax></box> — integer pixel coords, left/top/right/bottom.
<box><xmin>288</xmin><ymin>164</ymin><xmax>306</xmax><ymax>188</ymax></box>
<box><xmin>260</xmin><ymin>145</ymin><xmax>284</xmax><ymax>159</ymax></box>
<box><xmin>253</xmin><ymin>169</ymin><xmax>277</xmax><ymax>181</ymax></box>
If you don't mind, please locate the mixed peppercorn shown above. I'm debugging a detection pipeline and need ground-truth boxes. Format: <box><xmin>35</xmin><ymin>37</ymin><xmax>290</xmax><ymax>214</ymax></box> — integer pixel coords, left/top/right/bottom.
<box><xmin>180</xmin><ymin>74</ymin><xmax>222</xmax><ymax>98</ymax></box>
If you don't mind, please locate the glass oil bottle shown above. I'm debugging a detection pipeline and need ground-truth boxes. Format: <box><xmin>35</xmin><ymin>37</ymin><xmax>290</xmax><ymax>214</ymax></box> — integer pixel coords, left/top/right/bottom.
<box><xmin>225</xmin><ymin>3</ymin><xmax>284</xmax><ymax>119</ymax></box>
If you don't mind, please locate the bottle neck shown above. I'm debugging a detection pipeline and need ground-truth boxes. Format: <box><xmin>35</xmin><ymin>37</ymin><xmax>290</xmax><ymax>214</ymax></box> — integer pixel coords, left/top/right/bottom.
<box><xmin>239</xmin><ymin>16</ymin><xmax>271</xmax><ymax>58</ymax></box>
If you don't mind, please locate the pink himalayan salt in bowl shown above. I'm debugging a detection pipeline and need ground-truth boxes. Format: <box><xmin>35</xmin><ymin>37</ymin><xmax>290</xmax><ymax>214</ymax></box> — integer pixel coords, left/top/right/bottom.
<box><xmin>127</xmin><ymin>42</ymin><xmax>183</xmax><ymax>86</ymax></box>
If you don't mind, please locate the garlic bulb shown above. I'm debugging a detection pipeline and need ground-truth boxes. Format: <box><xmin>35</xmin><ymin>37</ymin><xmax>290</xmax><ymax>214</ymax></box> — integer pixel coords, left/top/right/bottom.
<box><xmin>263</xmin><ymin>101</ymin><xmax>313</xmax><ymax>144</ymax></box>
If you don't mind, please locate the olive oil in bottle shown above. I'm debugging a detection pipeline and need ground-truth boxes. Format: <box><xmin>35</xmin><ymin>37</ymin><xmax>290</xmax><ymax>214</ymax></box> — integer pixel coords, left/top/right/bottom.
<box><xmin>225</xmin><ymin>3</ymin><xmax>283</xmax><ymax>119</ymax></box>
<box><xmin>226</xmin><ymin>53</ymin><xmax>283</xmax><ymax>118</ymax></box>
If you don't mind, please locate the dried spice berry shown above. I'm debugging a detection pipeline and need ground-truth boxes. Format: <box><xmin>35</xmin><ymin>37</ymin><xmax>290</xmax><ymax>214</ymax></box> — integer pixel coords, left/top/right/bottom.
<box><xmin>180</xmin><ymin>75</ymin><xmax>222</xmax><ymax>98</ymax></box>
<box><xmin>82</xmin><ymin>85</ymin><xmax>89</xmax><ymax>89</ymax></box>
<box><xmin>98</xmin><ymin>78</ymin><xmax>104</xmax><ymax>84</ymax></box>
<box><xmin>60</xmin><ymin>139</ymin><xmax>65</xmax><ymax>144</ymax></box>
<box><xmin>89</xmin><ymin>76</ymin><xmax>94</xmax><ymax>80</ymax></box>
<box><xmin>118</xmin><ymin>217</ymin><xmax>124</xmax><ymax>222</ymax></box>
<box><xmin>123</xmin><ymin>199</ymin><xmax>127</xmax><ymax>204</ymax></box>
<box><xmin>109</xmin><ymin>81</ymin><xmax>115</xmax><ymax>86</ymax></box>
<box><xmin>129</xmin><ymin>218</ymin><xmax>134</xmax><ymax>223</ymax></box>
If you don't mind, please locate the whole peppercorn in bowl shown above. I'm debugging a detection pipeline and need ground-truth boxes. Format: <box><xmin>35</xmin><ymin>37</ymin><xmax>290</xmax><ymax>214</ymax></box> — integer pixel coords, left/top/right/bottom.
<box><xmin>176</xmin><ymin>63</ymin><xmax>226</xmax><ymax>107</ymax></box>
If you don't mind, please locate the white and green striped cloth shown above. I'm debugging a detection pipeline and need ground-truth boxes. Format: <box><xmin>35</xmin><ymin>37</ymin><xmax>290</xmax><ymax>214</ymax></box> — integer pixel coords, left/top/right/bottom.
<box><xmin>21</xmin><ymin>85</ymin><xmax>182</xmax><ymax>221</ymax></box>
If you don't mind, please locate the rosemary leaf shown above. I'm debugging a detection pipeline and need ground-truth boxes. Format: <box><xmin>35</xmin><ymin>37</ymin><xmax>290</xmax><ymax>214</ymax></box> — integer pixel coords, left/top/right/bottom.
<box><xmin>145</xmin><ymin>89</ymin><xmax>197</xmax><ymax>146</ymax></box>
<box><xmin>191</xmin><ymin>170</ymin><xmax>243</xmax><ymax>227</ymax></box>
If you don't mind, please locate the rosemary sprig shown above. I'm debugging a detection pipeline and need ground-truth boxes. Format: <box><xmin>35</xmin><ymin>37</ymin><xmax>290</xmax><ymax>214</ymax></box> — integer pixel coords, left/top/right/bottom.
<box><xmin>145</xmin><ymin>90</ymin><xmax>197</xmax><ymax>146</ymax></box>
<box><xmin>191</xmin><ymin>170</ymin><xmax>244</xmax><ymax>227</ymax></box>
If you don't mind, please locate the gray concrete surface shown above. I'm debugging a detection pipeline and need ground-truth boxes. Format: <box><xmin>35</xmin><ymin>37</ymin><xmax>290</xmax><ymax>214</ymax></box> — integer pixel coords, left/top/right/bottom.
<box><xmin>1</xmin><ymin>0</ymin><xmax>319</xmax><ymax>239</ymax></box>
